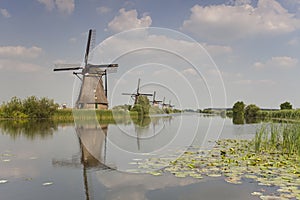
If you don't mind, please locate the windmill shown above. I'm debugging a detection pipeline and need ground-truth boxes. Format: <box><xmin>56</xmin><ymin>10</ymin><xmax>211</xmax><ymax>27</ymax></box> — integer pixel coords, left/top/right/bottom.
<box><xmin>162</xmin><ymin>97</ymin><xmax>174</xmax><ymax>109</ymax></box>
<box><xmin>150</xmin><ymin>91</ymin><xmax>162</xmax><ymax>106</ymax></box>
<box><xmin>168</xmin><ymin>100</ymin><xmax>175</xmax><ymax>108</ymax></box>
<box><xmin>122</xmin><ymin>78</ymin><xmax>153</xmax><ymax>105</ymax></box>
<box><xmin>53</xmin><ymin>29</ymin><xmax>118</xmax><ymax>109</ymax></box>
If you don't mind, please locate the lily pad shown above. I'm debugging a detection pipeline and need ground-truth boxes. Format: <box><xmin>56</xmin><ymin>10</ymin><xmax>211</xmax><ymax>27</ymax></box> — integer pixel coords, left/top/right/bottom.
<box><xmin>42</xmin><ymin>182</ymin><xmax>53</xmax><ymax>186</ymax></box>
<box><xmin>0</xmin><ymin>180</ymin><xmax>8</xmax><ymax>184</ymax></box>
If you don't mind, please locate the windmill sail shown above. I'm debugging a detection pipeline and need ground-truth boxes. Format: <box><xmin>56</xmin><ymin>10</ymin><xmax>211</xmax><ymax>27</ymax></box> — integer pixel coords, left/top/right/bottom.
<box><xmin>122</xmin><ymin>78</ymin><xmax>153</xmax><ymax>105</ymax></box>
<box><xmin>53</xmin><ymin>29</ymin><xmax>118</xmax><ymax>109</ymax></box>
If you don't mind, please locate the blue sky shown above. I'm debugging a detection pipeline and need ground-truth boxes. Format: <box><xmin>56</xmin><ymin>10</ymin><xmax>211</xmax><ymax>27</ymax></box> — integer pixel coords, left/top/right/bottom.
<box><xmin>0</xmin><ymin>0</ymin><xmax>299</xmax><ymax>109</ymax></box>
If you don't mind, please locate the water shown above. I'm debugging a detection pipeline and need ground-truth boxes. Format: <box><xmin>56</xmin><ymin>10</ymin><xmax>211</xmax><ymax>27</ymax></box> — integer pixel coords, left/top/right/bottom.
<box><xmin>0</xmin><ymin>114</ymin><xmax>266</xmax><ymax>200</ymax></box>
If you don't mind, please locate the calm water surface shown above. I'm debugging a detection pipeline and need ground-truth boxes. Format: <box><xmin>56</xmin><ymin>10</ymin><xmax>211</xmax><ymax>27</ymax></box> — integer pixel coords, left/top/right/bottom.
<box><xmin>0</xmin><ymin>114</ymin><xmax>269</xmax><ymax>200</ymax></box>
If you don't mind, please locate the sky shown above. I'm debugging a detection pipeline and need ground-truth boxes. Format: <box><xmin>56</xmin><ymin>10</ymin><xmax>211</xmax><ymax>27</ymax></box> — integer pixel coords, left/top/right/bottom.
<box><xmin>0</xmin><ymin>0</ymin><xmax>300</xmax><ymax>109</ymax></box>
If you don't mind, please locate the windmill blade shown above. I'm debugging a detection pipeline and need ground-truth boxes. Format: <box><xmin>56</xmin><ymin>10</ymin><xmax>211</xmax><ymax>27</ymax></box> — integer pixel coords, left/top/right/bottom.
<box><xmin>53</xmin><ymin>63</ymin><xmax>82</xmax><ymax>71</ymax></box>
<box><xmin>122</xmin><ymin>93</ymin><xmax>136</xmax><ymax>96</ymax></box>
<box><xmin>137</xmin><ymin>78</ymin><xmax>141</xmax><ymax>94</ymax></box>
<box><xmin>152</xmin><ymin>91</ymin><xmax>156</xmax><ymax>102</ymax></box>
<box><xmin>139</xmin><ymin>93</ymin><xmax>153</xmax><ymax>96</ymax></box>
<box><xmin>84</xmin><ymin>29</ymin><xmax>93</xmax><ymax>66</ymax></box>
<box><xmin>87</xmin><ymin>64</ymin><xmax>118</xmax><ymax>74</ymax></box>
<box><xmin>88</xmin><ymin>29</ymin><xmax>96</xmax><ymax>62</ymax></box>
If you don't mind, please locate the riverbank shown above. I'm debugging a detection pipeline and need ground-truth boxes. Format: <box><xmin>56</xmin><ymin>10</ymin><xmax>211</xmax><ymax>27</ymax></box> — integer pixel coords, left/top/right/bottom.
<box><xmin>53</xmin><ymin>109</ymin><xmax>139</xmax><ymax>123</ymax></box>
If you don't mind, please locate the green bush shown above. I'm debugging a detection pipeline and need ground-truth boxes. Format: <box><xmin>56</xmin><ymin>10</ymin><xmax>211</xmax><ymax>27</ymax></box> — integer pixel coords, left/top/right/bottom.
<box><xmin>245</xmin><ymin>104</ymin><xmax>260</xmax><ymax>123</ymax></box>
<box><xmin>1</xmin><ymin>96</ymin><xmax>58</xmax><ymax>119</ymax></box>
<box><xmin>280</xmin><ymin>101</ymin><xmax>293</xmax><ymax>110</ymax></box>
<box><xmin>232</xmin><ymin>101</ymin><xmax>245</xmax><ymax>124</ymax></box>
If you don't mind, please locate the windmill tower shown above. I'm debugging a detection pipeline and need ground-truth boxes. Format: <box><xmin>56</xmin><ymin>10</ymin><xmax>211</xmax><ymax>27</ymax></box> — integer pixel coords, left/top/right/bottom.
<box><xmin>53</xmin><ymin>29</ymin><xmax>118</xmax><ymax>109</ymax></box>
<box><xmin>122</xmin><ymin>78</ymin><xmax>152</xmax><ymax>105</ymax></box>
<box><xmin>150</xmin><ymin>91</ymin><xmax>162</xmax><ymax>106</ymax></box>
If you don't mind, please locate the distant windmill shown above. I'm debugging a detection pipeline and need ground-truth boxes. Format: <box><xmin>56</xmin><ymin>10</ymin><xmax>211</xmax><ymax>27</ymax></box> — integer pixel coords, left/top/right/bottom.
<box><xmin>53</xmin><ymin>29</ymin><xmax>118</xmax><ymax>109</ymax></box>
<box><xmin>122</xmin><ymin>78</ymin><xmax>152</xmax><ymax>105</ymax></box>
<box><xmin>162</xmin><ymin>97</ymin><xmax>167</xmax><ymax>109</ymax></box>
<box><xmin>150</xmin><ymin>91</ymin><xmax>162</xmax><ymax>106</ymax></box>
<box><xmin>162</xmin><ymin>97</ymin><xmax>174</xmax><ymax>109</ymax></box>
<box><xmin>168</xmin><ymin>100</ymin><xmax>175</xmax><ymax>108</ymax></box>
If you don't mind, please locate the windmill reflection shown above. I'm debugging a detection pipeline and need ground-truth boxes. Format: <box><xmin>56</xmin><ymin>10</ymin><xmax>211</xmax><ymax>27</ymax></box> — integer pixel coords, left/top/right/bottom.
<box><xmin>52</xmin><ymin>115</ymin><xmax>175</xmax><ymax>200</ymax></box>
<box><xmin>53</xmin><ymin>123</ymin><xmax>110</xmax><ymax>200</ymax></box>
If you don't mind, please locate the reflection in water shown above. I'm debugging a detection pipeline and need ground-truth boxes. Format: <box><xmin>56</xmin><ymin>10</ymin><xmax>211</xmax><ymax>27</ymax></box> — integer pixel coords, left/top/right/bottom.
<box><xmin>0</xmin><ymin>120</ymin><xmax>60</xmax><ymax>139</ymax></box>
<box><xmin>0</xmin><ymin>114</ymin><xmax>263</xmax><ymax>200</ymax></box>
<box><xmin>55</xmin><ymin>115</ymin><xmax>175</xmax><ymax>200</ymax></box>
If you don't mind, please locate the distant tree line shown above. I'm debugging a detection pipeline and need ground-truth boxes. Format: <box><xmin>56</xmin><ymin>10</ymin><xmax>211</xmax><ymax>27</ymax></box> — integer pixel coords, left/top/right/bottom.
<box><xmin>0</xmin><ymin>96</ymin><xmax>59</xmax><ymax>119</ymax></box>
<box><xmin>232</xmin><ymin>101</ymin><xmax>294</xmax><ymax>124</ymax></box>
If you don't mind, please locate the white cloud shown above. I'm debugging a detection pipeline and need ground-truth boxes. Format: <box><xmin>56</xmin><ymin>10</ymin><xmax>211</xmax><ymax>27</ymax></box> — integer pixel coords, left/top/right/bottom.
<box><xmin>182</xmin><ymin>0</ymin><xmax>300</xmax><ymax>41</ymax></box>
<box><xmin>254</xmin><ymin>56</ymin><xmax>298</xmax><ymax>70</ymax></box>
<box><xmin>107</xmin><ymin>8</ymin><xmax>152</xmax><ymax>33</ymax></box>
<box><xmin>37</xmin><ymin>0</ymin><xmax>74</xmax><ymax>14</ymax></box>
<box><xmin>0</xmin><ymin>46</ymin><xmax>43</xmax><ymax>59</ymax></box>
<box><xmin>234</xmin><ymin>79</ymin><xmax>276</xmax><ymax>85</ymax></box>
<box><xmin>0</xmin><ymin>59</ymin><xmax>42</xmax><ymax>72</ymax></box>
<box><xmin>68</xmin><ymin>37</ymin><xmax>77</xmax><ymax>43</ymax></box>
<box><xmin>55</xmin><ymin>0</ymin><xmax>74</xmax><ymax>15</ymax></box>
<box><xmin>182</xmin><ymin>68</ymin><xmax>197</xmax><ymax>76</ymax></box>
<box><xmin>97</xmin><ymin>6</ymin><xmax>111</xmax><ymax>14</ymax></box>
<box><xmin>0</xmin><ymin>8</ymin><xmax>11</xmax><ymax>18</ymax></box>
<box><xmin>287</xmin><ymin>37</ymin><xmax>299</xmax><ymax>46</ymax></box>
<box><xmin>202</xmin><ymin>43</ymin><xmax>232</xmax><ymax>55</ymax></box>
<box><xmin>227</xmin><ymin>0</ymin><xmax>252</xmax><ymax>6</ymax></box>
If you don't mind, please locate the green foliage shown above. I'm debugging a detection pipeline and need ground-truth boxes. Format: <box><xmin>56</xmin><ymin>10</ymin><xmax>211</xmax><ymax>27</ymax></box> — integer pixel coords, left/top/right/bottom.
<box><xmin>258</xmin><ymin>109</ymin><xmax>300</xmax><ymax>121</ymax></box>
<box><xmin>149</xmin><ymin>106</ymin><xmax>164</xmax><ymax>115</ymax></box>
<box><xmin>255</xmin><ymin>123</ymin><xmax>300</xmax><ymax>156</ymax></box>
<box><xmin>112</xmin><ymin>104</ymin><xmax>131</xmax><ymax>111</ymax></box>
<box><xmin>245</xmin><ymin>104</ymin><xmax>260</xmax><ymax>123</ymax></box>
<box><xmin>232</xmin><ymin>101</ymin><xmax>245</xmax><ymax>124</ymax></box>
<box><xmin>131</xmin><ymin>95</ymin><xmax>151</xmax><ymax>117</ymax></box>
<box><xmin>0</xmin><ymin>96</ymin><xmax>58</xmax><ymax>119</ymax></box>
<box><xmin>280</xmin><ymin>101</ymin><xmax>293</xmax><ymax>110</ymax></box>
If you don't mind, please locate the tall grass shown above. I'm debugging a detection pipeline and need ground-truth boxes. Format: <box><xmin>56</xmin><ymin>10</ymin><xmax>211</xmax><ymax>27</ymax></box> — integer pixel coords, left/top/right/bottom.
<box><xmin>258</xmin><ymin>109</ymin><xmax>300</xmax><ymax>121</ymax></box>
<box><xmin>52</xmin><ymin>109</ymin><xmax>139</xmax><ymax>123</ymax></box>
<box><xmin>254</xmin><ymin>123</ymin><xmax>300</xmax><ymax>156</ymax></box>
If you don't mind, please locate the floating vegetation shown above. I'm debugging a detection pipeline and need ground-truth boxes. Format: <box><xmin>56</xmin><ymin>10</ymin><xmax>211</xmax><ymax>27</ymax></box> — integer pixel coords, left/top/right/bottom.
<box><xmin>42</xmin><ymin>182</ymin><xmax>53</xmax><ymax>186</ymax></box>
<box><xmin>0</xmin><ymin>179</ymin><xmax>8</xmax><ymax>184</ymax></box>
<box><xmin>140</xmin><ymin>137</ymin><xmax>300</xmax><ymax>199</ymax></box>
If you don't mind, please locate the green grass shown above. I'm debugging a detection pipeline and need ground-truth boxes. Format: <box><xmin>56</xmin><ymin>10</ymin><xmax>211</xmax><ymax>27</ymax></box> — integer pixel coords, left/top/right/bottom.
<box><xmin>52</xmin><ymin>109</ymin><xmax>139</xmax><ymax>123</ymax></box>
<box><xmin>254</xmin><ymin>123</ymin><xmax>300</xmax><ymax>156</ymax></box>
<box><xmin>258</xmin><ymin>109</ymin><xmax>300</xmax><ymax>122</ymax></box>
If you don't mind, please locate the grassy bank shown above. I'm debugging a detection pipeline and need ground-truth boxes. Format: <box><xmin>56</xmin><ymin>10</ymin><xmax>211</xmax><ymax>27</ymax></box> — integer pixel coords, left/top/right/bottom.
<box><xmin>258</xmin><ymin>109</ymin><xmax>300</xmax><ymax>122</ymax></box>
<box><xmin>52</xmin><ymin>109</ymin><xmax>139</xmax><ymax>123</ymax></box>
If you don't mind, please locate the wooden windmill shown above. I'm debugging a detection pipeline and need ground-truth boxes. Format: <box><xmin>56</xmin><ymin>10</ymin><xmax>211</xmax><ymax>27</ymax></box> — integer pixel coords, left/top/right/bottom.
<box><xmin>162</xmin><ymin>97</ymin><xmax>174</xmax><ymax>109</ymax></box>
<box><xmin>122</xmin><ymin>78</ymin><xmax>152</xmax><ymax>105</ymax></box>
<box><xmin>53</xmin><ymin>29</ymin><xmax>118</xmax><ymax>109</ymax></box>
<box><xmin>150</xmin><ymin>91</ymin><xmax>162</xmax><ymax>106</ymax></box>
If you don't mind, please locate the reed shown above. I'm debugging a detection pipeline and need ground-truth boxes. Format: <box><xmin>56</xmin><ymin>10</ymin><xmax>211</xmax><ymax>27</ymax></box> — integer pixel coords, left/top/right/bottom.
<box><xmin>258</xmin><ymin>109</ymin><xmax>300</xmax><ymax>121</ymax></box>
<box><xmin>52</xmin><ymin>109</ymin><xmax>139</xmax><ymax>123</ymax></box>
<box><xmin>254</xmin><ymin>123</ymin><xmax>300</xmax><ymax>156</ymax></box>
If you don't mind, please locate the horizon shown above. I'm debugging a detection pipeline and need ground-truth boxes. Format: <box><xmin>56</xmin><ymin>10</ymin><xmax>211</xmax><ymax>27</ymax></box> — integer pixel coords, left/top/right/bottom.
<box><xmin>1</xmin><ymin>0</ymin><xmax>299</xmax><ymax>109</ymax></box>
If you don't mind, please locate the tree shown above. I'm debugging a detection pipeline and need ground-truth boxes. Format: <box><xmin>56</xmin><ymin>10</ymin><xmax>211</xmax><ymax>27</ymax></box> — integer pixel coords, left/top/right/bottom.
<box><xmin>232</xmin><ymin>101</ymin><xmax>245</xmax><ymax>124</ymax></box>
<box><xmin>0</xmin><ymin>96</ymin><xmax>58</xmax><ymax>119</ymax></box>
<box><xmin>245</xmin><ymin>104</ymin><xmax>260</xmax><ymax>123</ymax></box>
<box><xmin>131</xmin><ymin>95</ymin><xmax>151</xmax><ymax>117</ymax></box>
<box><xmin>280</xmin><ymin>101</ymin><xmax>292</xmax><ymax>110</ymax></box>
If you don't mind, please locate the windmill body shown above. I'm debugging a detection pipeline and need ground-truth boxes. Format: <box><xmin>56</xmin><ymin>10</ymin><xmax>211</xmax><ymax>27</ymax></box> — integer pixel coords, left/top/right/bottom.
<box><xmin>54</xmin><ymin>29</ymin><xmax>118</xmax><ymax>109</ymax></box>
<box><xmin>122</xmin><ymin>78</ymin><xmax>152</xmax><ymax>105</ymax></box>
